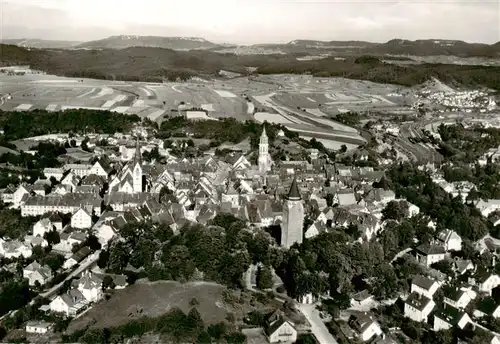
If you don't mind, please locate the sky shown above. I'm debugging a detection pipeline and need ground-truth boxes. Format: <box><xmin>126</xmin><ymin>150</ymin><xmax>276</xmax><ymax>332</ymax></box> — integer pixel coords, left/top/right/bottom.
<box><xmin>0</xmin><ymin>0</ymin><xmax>499</xmax><ymax>44</ymax></box>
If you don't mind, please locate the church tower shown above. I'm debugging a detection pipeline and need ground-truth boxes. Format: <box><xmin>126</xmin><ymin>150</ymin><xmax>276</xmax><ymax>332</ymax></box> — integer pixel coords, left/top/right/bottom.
<box><xmin>132</xmin><ymin>137</ymin><xmax>143</xmax><ymax>193</ymax></box>
<box><xmin>258</xmin><ymin>125</ymin><xmax>272</xmax><ymax>175</ymax></box>
<box><xmin>281</xmin><ymin>177</ymin><xmax>304</xmax><ymax>249</ymax></box>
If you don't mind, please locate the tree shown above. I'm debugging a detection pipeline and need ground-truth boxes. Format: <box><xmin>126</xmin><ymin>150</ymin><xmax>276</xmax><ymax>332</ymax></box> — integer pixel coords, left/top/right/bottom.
<box><xmin>102</xmin><ymin>275</ymin><xmax>115</xmax><ymax>290</ymax></box>
<box><xmin>325</xmin><ymin>193</ymin><xmax>334</xmax><ymax>207</ymax></box>
<box><xmin>97</xmin><ymin>250</ymin><xmax>109</xmax><ymax>269</ymax></box>
<box><xmin>44</xmin><ymin>230</ymin><xmax>60</xmax><ymax>245</ymax></box>
<box><xmin>382</xmin><ymin>200</ymin><xmax>409</xmax><ymax>222</ymax></box>
<box><xmin>42</xmin><ymin>253</ymin><xmax>65</xmax><ymax>272</ymax></box>
<box><xmin>339</xmin><ymin>144</ymin><xmax>347</xmax><ymax>153</ymax></box>
<box><xmin>256</xmin><ymin>265</ymin><xmax>274</xmax><ymax>290</ymax></box>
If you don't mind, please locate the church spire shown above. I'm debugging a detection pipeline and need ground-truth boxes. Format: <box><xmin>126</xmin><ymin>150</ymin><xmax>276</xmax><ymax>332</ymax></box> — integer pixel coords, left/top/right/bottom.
<box><xmin>134</xmin><ymin>136</ymin><xmax>142</xmax><ymax>166</ymax></box>
<box><xmin>287</xmin><ymin>176</ymin><xmax>301</xmax><ymax>200</ymax></box>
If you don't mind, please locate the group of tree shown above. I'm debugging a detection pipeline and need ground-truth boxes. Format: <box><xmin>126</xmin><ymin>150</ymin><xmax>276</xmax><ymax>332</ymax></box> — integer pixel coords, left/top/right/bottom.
<box><xmin>387</xmin><ymin>162</ymin><xmax>492</xmax><ymax>241</ymax></box>
<box><xmin>0</xmin><ymin>109</ymin><xmax>140</xmax><ymax>141</ymax></box>
<box><xmin>62</xmin><ymin>307</ymin><xmax>244</xmax><ymax>344</ymax></box>
<box><xmin>99</xmin><ymin>214</ymin><xmax>281</xmax><ymax>289</ymax></box>
<box><xmin>0</xmin><ymin>205</ymin><xmax>39</xmax><ymax>239</ymax></box>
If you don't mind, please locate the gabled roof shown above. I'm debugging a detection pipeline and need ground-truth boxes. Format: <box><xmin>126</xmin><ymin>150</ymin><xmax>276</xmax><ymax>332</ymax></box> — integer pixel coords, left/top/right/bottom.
<box><xmin>405</xmin><ymin>292</ymin><xmax>433</xmax><ymax>312</ymax></box>
<box><xmin>416</xmin><ymin>243</ymin><xmax>446</xmax><ymax>255</ymax></box>
<box><xmin>412</xmin><ymin>275</ymin><xmax>438</xmax><ymax>291</ymax></box>
<box><xmin>434</xmin><ymin>305</ymin><xmax>469</xmax><ymax>326</ymax></box>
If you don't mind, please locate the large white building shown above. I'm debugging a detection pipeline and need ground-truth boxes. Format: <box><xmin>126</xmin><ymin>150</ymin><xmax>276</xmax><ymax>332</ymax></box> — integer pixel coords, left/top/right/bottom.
<box><xmin>281</xmin><ymin>177</ymin><xmax>304</xmax><ymax>249</ymax></box>
<box><xmin>109</xmin><ymin>138</ymin><xmax>143</xmax><ymax>194</ymax></box>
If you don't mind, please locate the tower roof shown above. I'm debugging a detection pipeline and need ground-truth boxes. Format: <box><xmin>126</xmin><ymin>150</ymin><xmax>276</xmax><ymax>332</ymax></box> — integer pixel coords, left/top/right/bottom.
<box><xmin>261</xmin><ymin>125</ymin><xmax>267</xmax><ymax>138</ymax></box>
<box><xmin>287</xmin><ymin>177</ymin><xmax>301</xmax><ymax>200</ymax></box>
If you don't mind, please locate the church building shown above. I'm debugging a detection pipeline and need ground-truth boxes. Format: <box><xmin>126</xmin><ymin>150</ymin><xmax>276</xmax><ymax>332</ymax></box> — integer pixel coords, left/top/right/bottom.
<box><xmin>109</xmin><ymin>138</ymin><xmax>143</xmax><ymax>194</ymax></box>
<box><xmin>258</xmin><ymin>126</ymin><xmax>273</xmax><ymax>175</ymax></box>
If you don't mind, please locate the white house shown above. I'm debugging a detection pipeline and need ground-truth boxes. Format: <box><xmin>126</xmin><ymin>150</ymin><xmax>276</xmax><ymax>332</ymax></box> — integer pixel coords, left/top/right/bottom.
<box><xmin>49</xmin><ymin>289</ymin><xmax>87</xmax><ymax>316</ymax></box>
<box><xmin>0</xmin><ymin>239</ymin><xmax>32</xmax><ymax>259</ymax></box>
<box><xmin>93</xmin><ymin>222</ymin><xmax>118</xmax><ymax>247</ymax></box>
<box><xmin>433</xmin><ymin>306</ymin><xmax>471</xmax><ymax>331</ymax></box>
<box><xmin>478</xmin><ymin>274</ymin><xmax>500</xmax><ymax>295</ymax></box>
<box><xmin>474</xmin><ymin>297</ymin><xmax>500</xmax><ymax>318</ymax></box>
<box><xmin>62</xmin><ymin>247</ymin><xmax>91</xmax><ymax>269</ymax></box>
<box><xmin>71</xmin><ymin>208</ymin><xmax>93</xmax><ymax>229</ymax></box>
<box><xmin>53</xmin><ymin>231</ymin><xmax>87</xmax><ymax>255</ymax></box>
<box><xmin>476</xmin><ymin>199</ymin><xmax>500</xmax><ymax>217</ymax></box>
<box><xmin>415</xmin><ymin>244</ymin><xmax>446</xmax><ymax>266</ymax></box>
<box><xmin>266</xmin><ymin>316</ymin><xmax>297</xmax><ymax>343</ymax></box>
<box><xmin>77</xmin><ymin>271</ymin><xmax>103</xmax><ymax>302</ymax></box>
<box><xmin>26</xmin><ymin>320</ymin><xmax>53</xmax><ymax>334</ymax></box>
<box><xmin>437</xmin><ymin>229</ymin><xmax>462</xmax><ymax>252</ymax></box>
<box><xmin>33</xmin><ymin>218</ymin><xmax>54</xmax><ymax>237</ymax></box>
<box><xmin>404</xmin><ymin>292</ymin><xmax>435</xmax><ymax>323</ymax></box>
<box><xmin>305</xmin><ymin>221</ymin><xmax>328</xmax><ymax>239</ymax></box>
<box><xmin>443</xmin><ymin>288</ymin><xmax>476</xmax><ymax>310</ymax></box>
<box><xmin>23</xmin><ymin>261</ymin><xmax>53</xmax><ymax>286</ymax></box>
<box><xmin>43</xmin><ymin>167</ymin><xmax>65</xmax><ymax>181</ymax></box>
<box><xmin>348</xmin><ymin>313</ymin><xmax>383</xmax><ymax>342</ymax></box>
<box><xmin>411</xmin><ymin>275</ymin><xmax>441</xmax><ymax>299</ymax></box>
<box><xmin>12</xmin><ymin>184</ymin><xmax>33</xmax><ymax>208</ymax></box>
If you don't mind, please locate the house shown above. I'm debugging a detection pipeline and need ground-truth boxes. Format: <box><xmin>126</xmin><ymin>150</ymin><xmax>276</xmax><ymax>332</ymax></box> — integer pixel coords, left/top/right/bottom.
<box><xmin>437</xmin><ymin>229</ymin><xmax>462</xmax><ymax>251</ymax></box>
<box><xmin>433</xmin><ymin>306</ymin><xmax>471</xmax><ymax>331</ymax></box>
<box><xmin>474</xmin><ymin>297</ymin><xmax>500</xmax><ymax>318</ymax></box>
<box><xmin>26</xmin><ymin>320</ymin><xmax>53</xmax><ymax>334</ymax></box>
<box><xmin>43</xmin><ymin>167</ymin><xmax>65</xmax><ymax>181</ymax></box>
<box><xmin>63</xmin><ymin>247</ymin><xmax>91</xmax><ymax>269</ymax></box>
<box><xmin>335</xmin><ymin>189</ymin><xmax>358</xmax><ymax>207</ymax></box>
<box><xmin>23</xmin><ymin>261</ymin><xmax>53</xmax><ymax>286</ymax></box>
<box><xmin>351</xmin><ymin>290</ymin><xmax>374</xmax><ymax>308</ymax></box>
<box><xmin>265</xmin><ymin>311</ymin><xmax>298</xmax><ymax>343</ymax></box>
<box><xmin>443</xmin><ymin>287</ymin><xmax>475</xmax><ymax>309</ymax></box>
<box><xmin>77</xmin><ymin>271</ymin><xmax>103</xmax><ymax>302</ymax></box>
<box><xmin>411</xmin><ymin>275</ymin><xmax>441</xmax><ymax>299</ymax></box>
<box><xmin>0</xmin><ymin>239</ymin><xmax>32</xmax><ymax>259</ymax></box>
<box><xmin>71</xmin><ymin>208</ymin><xmax>93</xmax><ymax>229</ymax></box>
<box><xmin>33</xmin><ymin>218</ymin><xmax>54</xmax><ymax>237</ymax></box>
<box><xmin>454</xmin><ymin>258</ymin><xmax>474</xmax><ymax>275</ymax></box>
<box><xmin>53</xmin><ymin>231</ymin><xmax>87</xmax><ymax>254</ymax></box>
<box><xmin>415</xmin><ymin>244</ymin><xmax>445</xmax><ymax>266</ymax></box>
<box><xmin>49</xmin><ymin>289</ymin><xmax>87</xmax><ymax>316</ymax></box>
<box><xmin>478</xmin><ymin>274</ymin><xmax>500</xmax><ymax>295</ymax></box>
<box><xmin>348</xmin><ymin>313</ymin><xmax>383</xmax><ymax>342</ymax></box>
<box><xmin>305</xmin><ymin>220</ymin><xmax>328</xmax><ymax>239</ymax></box>
<box><xmin>12</xmin><ymin>184</ymin><xmax>33</xmax><ymax>208</ymax></box>
<box><xmin>404</xmin><ymin>292</ymin><xmax>435</xmax><ymax>323</ymax></box>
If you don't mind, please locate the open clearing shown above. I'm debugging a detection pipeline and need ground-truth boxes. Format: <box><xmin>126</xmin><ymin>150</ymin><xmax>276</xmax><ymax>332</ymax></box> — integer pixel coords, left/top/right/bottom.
<box><xmin>214</xmin><ymin>90</ymin><xmax>237</xmax><ymax>98</ymax></box>
<box><xmin>68</xmin><ymin>281</ymin><xmax>230</xmax><ymax>333</ymax></box>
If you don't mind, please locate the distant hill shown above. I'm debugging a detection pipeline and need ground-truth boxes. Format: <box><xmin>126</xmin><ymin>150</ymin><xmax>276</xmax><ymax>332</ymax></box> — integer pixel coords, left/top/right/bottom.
<box><xmin>364</xmin><ymin>39</ymin><xmax>499</xmax><ymax>57</ymax></box>
<box><xmin>0</xmin><ymin>38</ymin><xmax>81</xmax><ymax>49</ymax></box>
<box><xmin>225</xmin><ymin>39</ymin><xmax>500</xmax><ymax>57</ymax></box>
<box><xmin>76</xmin><ymin>35</ymin><xmax>220</xmax><ymax>51</ymax></box>
<box><xmin>1</xmin><ymin>43</ymin><xmax>500</xmax><ymax>91</ymax></box>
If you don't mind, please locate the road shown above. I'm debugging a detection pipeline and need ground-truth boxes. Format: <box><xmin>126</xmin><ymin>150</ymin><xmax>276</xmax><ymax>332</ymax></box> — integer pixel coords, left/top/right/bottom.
<box><xmin>297</xmin><ymin>304</ymin><xmax>338</xmax><ymax>344</ymax></box>
<box><xmin>40</xmin><ymin>250</ymin><xmax>100</xmax><ymax>299</ymax></box>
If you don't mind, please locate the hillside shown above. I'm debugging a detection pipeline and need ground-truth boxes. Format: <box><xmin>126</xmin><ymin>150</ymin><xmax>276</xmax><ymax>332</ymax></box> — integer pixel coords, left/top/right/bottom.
<box><xmin>76</xmin><ymin>35</ymin><xmax>220</xmax><ymax>51</ymax></box>
<box><xmin>0</xmin><ymin>38</ymin><xmax>81</xmax><ymax>49</ymax></box>
<box><xmin>1</xmin><ymin>44</ymin><xmax>499</xmax><ymax>90</ymax></box>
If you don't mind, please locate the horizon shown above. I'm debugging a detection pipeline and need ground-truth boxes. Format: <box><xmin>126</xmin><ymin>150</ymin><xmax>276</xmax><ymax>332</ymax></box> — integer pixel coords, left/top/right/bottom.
<box><xmin>0</xmin><ymin>0</ymin><xmax>499</xmax><ymax>45</ymax></box>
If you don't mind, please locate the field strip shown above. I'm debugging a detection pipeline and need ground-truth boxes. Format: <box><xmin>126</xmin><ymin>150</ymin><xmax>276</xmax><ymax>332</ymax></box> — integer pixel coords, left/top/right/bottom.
<box><xmin>254</xmin><ymin>112</ymin><xmax>293</xmax><ymax>124</ymax></box>
<box><xmin>147</xmin><ymin>109</ymin><xmax>166</xmax><ymax>121</ymax></box>
<box><xmin>201</xmin><ymin>104</ymin><xmax>215</xmax><ymax>112</ymax></box>
<box><xmin>112</xmin><ymin>106</ymin><xmax>130</xmax><ymax>114</ymax></box>
<box><xmin>77</xmin><ymin>88</ymin><xmax>96</xmax><ymax>98</ymax></box>
<box><xmin>307</xmin><ymin>97</ymin><xmax>316</xmax><ymax>103</ymax></box>
<box><xmin>91</xmin><ymin>87</ymin><xmax>113</xmax><ymax>99</ymax></box>
<box><xmin>369</xmin><ymin>94</ymin><xmax>396</xmax><ymax>106</ymax></box>
<box><xmin>46</xmin><ymin>104</ymin><xmax>59</xmax><ymax>112</ymax></box>
<box><xmin>291</xmin><ymin>127</ymin><xmax>363</xmax><ymax>140</ymax></box>
<box><xmin>61</xmin><ymin>105</ymin><xmax>102</xmax><ymax>110</ymax></box>
<box><xmin>172</xmin><ymin>85</ymin><xmax>182</xmax><ymax>93</ymax></box>
<box><xmin>132</xmin><ymin>99</ymin><xmax>145</xmax><ymax>107</ymax></box>
<box><xmin>140</xmin><ymin>87</ymin><xmax>153</xmax><ymax>97</ymax></box>
<box><xmin>214</xmin><ymin>90</ymin><xmax>237</xmax><ymax>98</ymax></box>
<box><xmin>325</xmin><ymin>93</ymin><xmax>337</xmax><ymax>100</ymax></box>
<box><xmin>101</xmin><ymin>100</ymin><xmax>116</xmax><ymax>108</ymax></box>
<box><xmin>247</xmin><ymin>102</ymin><xmax>255</xmax><ymax>114</ymax></box>
<box><xmin>112</xmin><ymin>95</ymin><xmax>127</xmax><ymax>102</ymax></box>
<box><xmin>15</xmin><ymin>104</ymin><xmax>33</xmax><ymax>111</ymax></box>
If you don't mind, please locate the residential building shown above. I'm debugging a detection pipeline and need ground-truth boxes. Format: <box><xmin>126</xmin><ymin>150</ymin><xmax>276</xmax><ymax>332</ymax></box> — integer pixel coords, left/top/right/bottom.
<box><xmin>415</xmin><ymin>244</ymin><xmax>446</xmax><ymax>266</ymax></box>
<box><xmin>77</xmin><ymin>271</ymin><xmax>103</xmax><ymax>302</ymax></box>
<box><xmin>348</xmin><ymin>313</ymin><xmax>383</xmax><ymax>342</ymax></box>
<box><xmin>23</xmin><ymin>261</ymin><xmax>53</xmax><ymax>286</ymax></box>
<box><xmin>404</xmin><ymin>292</ymin><xmax>435</xmax><ymax>323</ymax></box>
<box><xmin>433</xmin><ymin>306</ymin><xmax>471</xmax><ymax>331</ymax></box>
<box><xmin>437</xmin><ymin>229</ymin><xmax>462</xmax><ymax>251</ymax></box>
<box><xmin>26</xmin><ymin>321</ymin><xmax>53</xmax><ymax>334</ymax></box>
<box><xmin>411</xmin><ymin>275</ymin><xmax>441</xmax><ymax>299</ymax></box>
<box><xmin>71</xmin><ymin>208</ymin><xmax>93</xmax><ymax>229</ymax></box>
<box><xmin>443</xmin><ymin>287</ymin><xmax>475</xmax><ymax>309</ymax></box>
<box><xmin>265</xmin><ymin>311</ymin><xmax>298</xmax><ymax>344</ymax></box>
